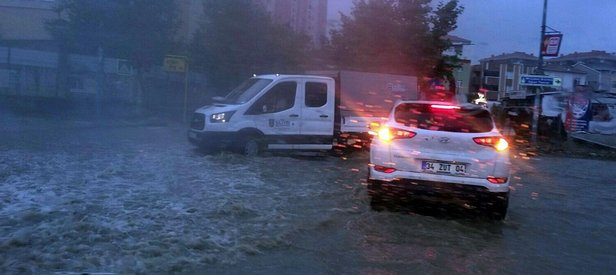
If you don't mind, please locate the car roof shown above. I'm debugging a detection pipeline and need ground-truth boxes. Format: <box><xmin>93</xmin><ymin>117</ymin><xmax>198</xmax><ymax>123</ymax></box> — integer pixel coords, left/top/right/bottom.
<box><xmin>256</xmin><ymin>74</ymin><xmax>333</xmax><ymax>81</ymax></box>
<box><xmin>395</xmin><ymin>100</ymin><xmax>485</xmax><ymax>110</ymax></box>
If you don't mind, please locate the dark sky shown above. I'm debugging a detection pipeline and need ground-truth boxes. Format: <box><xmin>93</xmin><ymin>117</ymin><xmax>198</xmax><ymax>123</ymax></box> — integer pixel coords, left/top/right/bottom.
<box><xmin>327</xmin><ymin>0</ymin><xmax>616</xmax><ymax>63</ymax></box>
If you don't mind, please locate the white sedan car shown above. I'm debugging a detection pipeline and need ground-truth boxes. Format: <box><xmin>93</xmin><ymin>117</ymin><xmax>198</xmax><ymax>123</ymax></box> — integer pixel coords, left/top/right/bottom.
<box><xmin>368</xmin><ymin>101</ymin><xmax>511</xmax><ymax>219</ymax></box>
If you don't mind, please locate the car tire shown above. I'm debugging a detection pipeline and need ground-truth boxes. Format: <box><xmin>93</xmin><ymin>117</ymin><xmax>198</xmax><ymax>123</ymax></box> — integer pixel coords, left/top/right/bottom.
<box><xmin>485</xmin><ymin>192</ymin><xmax>509</xmax><ymax>220</ymax></box>
<box><xmin>367</xmin><ymin>176</ymin><xmax>387</xmax><ymax>209</ymax></box>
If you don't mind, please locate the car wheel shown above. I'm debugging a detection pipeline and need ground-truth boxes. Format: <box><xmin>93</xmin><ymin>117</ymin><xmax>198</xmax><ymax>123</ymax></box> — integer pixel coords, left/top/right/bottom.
<box><xmin>485</xmin><ymin>192</ymin><xmax>509</xmax><ymax>220</ymax></box>
<box><xmin>367</xmin><ymin>178</ymin><xmax>387</xmax><ymax>210</ymax></box>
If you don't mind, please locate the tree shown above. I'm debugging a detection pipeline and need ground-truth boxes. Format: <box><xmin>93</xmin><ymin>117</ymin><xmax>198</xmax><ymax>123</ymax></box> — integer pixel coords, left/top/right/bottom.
<box><xmin>191</xmin><ymin>0</ymin><xmax>310</xmax><ymax>91</ymax></box>
<box><xmin>47</xmin><ymin>0</ymin><xmax>179</xmax><ymax>113</ymax></box>
<box><xmin>47</xmin><ymin>0</ymin><xmax>178</xmax><ymax>67</ymax></box>
<box><xmin>330</xmin><ymin>0</ymin><xmax>464</xmax><ymax>91</ymax></box>
<box><xmin>425</xmin><ymin>0</ymin><xmax>465</xmax><ymax>92</ymax></box>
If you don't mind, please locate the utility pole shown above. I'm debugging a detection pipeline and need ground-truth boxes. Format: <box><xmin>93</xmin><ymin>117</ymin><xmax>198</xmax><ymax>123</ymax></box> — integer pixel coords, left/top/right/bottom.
<box><xmin>531</xmin><ymin>0</ymin><xmax>548</xmax><ymax>146</ymax></box>
<box><xmin>96</xmin><ymin>46</ymin><xmax>105</xmax><ymax>120</ymax></box>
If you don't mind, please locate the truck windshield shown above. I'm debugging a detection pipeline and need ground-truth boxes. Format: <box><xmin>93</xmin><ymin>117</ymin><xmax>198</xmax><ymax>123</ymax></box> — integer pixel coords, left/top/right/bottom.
<box><xmin>222</xmin><ymin>78</ymin><xmax>273</xmax><ymax>104</ymax></box>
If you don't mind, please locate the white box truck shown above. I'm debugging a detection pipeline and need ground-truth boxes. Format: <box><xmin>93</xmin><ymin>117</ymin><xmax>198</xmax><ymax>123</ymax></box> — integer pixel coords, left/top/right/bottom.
<box><xmin>187</xmin><ymin>71</ymin><xmax>418</xmax><ymax>155</ymax></box>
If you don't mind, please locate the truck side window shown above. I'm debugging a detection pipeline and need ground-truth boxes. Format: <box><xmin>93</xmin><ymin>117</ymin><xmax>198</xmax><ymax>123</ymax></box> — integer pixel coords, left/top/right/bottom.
<box><xmin>246</xmin><ymin>81</ymin><xmax>297</xmax><ymax>114</ymax></box>
<box><xmin>305</xmin><ymin>82</ymin><xmax>327</xmax><ymax>108</ymax></box>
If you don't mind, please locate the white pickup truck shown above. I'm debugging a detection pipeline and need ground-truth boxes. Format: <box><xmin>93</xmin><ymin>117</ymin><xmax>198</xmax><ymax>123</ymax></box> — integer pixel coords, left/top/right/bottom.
<box><xmin>187</xmin><ymin>71</ymin><xmax>418</xmax><ymax>155</ymax></box>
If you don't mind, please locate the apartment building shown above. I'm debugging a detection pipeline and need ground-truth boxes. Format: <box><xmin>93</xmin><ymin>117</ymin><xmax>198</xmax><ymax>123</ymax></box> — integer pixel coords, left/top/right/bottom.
<box><xmin>0</xmin><ymin>0</ymin><xmax>58</xmax><ymax>49</ymax></box>
<box><xmin>175</xmin><ymin>0</ymin><xmax>205</xmax><ymax>42</ymax></box>
<box><xmin>478</xmin><ymin>52</ymin><xmax>539</xmax><ymax>93</ymax></box>
<box><xmin>546</xmin><ymin>50</ymin><xmax>616</xmax><ymax>92</ymax></box>
<box><xmin>257</xmin><ymin>0</ymin><xmax>328</xmax><ymax>47</ymax></box>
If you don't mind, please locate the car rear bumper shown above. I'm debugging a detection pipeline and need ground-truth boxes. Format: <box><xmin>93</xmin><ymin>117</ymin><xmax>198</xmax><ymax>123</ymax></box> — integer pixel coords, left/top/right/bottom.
<box><xmin>368</xmin><ymin>166</ymin><xmax>510</xmax><ymax>193</ymax></box>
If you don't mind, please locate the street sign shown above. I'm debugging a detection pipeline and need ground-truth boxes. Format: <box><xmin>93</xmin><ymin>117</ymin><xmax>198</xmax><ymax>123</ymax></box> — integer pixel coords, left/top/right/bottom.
<box><xmin>163</xmin><ymin>55</ymin><xmax>188</xmax><ymax>72</ymax></box>
<box><xmin>519</xmin><ymin>74</ymin><xmax>562</xmax><ymax>87</ymax></box>
<box><xmin>117</xmin><ymin>59</ymin><xmax>133</xmax><ymax>76</ymax></box>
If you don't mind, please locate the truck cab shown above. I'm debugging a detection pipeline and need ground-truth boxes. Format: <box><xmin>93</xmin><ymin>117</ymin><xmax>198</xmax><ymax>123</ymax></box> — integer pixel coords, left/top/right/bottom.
<box><xmin>188</xmin><ymin>75</ymin><xmax>336</xmax><ymax>155</ymax></box>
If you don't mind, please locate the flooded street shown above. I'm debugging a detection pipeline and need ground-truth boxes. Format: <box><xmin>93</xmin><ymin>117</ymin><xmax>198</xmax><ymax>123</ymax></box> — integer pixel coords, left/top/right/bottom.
<box><xmin>1</xmin><ymin>117</ymin><xmax>615</xmax><ymax>274</ymax></box>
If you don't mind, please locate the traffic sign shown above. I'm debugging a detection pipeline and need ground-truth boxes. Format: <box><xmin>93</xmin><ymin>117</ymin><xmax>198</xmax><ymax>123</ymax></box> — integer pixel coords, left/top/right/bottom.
<box><xmin>163</xmin><ymin>55</ymin><xmax>188</xmax><ymax>72</ymax></box>
<box><xmin>117</xmin><ymin>59</ymin><xmax>133</xmax><ymax>76</ymax></box>
<box><xmin>519</xmin><ymin>74</ymin><xmax>562</xmax><ymax>87</ymax></box>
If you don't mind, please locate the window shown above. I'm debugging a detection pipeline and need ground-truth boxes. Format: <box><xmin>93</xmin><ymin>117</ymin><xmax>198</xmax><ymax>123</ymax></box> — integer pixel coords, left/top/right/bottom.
<box><xmin>574</xmin><ymin>78</ymin><xmax>581</xmax><ymax>86</ymax></box>
<box><xmin>222</xmin><ymin>78</ymin><xmax>272</xmax><ymax>104</ymax></box>
<box><xmin>305</xmin><ymin>82</ymin><xmax>327</xmax><ymax>107</ymax></box>
<box><xmin>246</xmin><ymin>81</ymin><xmax>297</xmax><ymax>114</ymax></box>
<box><xmin>394</xmin><ymin>103</ymin><xmax>494</xmax><ymax>133</ymax></box>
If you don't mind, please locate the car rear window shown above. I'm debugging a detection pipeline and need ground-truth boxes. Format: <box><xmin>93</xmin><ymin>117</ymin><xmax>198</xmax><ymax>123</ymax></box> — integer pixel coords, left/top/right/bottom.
<box><xmin>394</xmin><ymin>103</ymin><xmax>494</xmax><ymax>133</ymax></box>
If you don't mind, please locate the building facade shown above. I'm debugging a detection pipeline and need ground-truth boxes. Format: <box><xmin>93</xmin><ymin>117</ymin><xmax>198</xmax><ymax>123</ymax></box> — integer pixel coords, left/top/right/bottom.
<box><xmin>175</xmin><ymin>0</ymin><xmax>205</xmax><ymax>42</ymax></box>
<box><xmin>444</xmin><ymin>35</ymin><xmax>472</xmax><ymax>102</ymax></box>
<box><xmin>257</xmin><ymin>0</ymin><xmax>328</xmax><ymax>47</ymax></box>
<box><xmin>546</xmin><ymin>50</ymin><xmax>616</xmax><ymax>93</ymax></box>
<box><xmin>478</xmin><ymin>52</ymin><xmax>539</xmax><ymax>94</ymax></box>
<box><xmin>0</xmin><ymin>0</ymin><xmax>59</xmax><ymax>49</ymax></box>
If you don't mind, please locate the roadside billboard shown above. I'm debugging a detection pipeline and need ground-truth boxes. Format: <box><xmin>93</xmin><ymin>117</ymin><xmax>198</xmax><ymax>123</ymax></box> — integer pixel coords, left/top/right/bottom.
<box><xmin>565</xmin><ymin>87</ymin><xmax>592</xmax><ymax>132</ymax></box>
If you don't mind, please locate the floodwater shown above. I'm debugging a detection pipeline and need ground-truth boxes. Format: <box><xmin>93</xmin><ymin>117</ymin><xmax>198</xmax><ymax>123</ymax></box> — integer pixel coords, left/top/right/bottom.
<box><xmin>1</xmin><ymin>115</ymin><xmax>615</xmax><ymax>274</ymax></box>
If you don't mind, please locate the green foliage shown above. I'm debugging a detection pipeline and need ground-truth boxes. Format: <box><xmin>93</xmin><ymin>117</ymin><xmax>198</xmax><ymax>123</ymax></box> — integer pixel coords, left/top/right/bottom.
<box><xmin>47</xmin><ymin>0</ymin><xmax>179</xmax><ymax>69</ymax></box>
<box><xmin>191</xmin><ymin>0</ymin><xmax>310</xmax><ymax>91</ymax></box>
<box><xmin>330</xmin><ymin>0</ymin><xmax>463</xmax><ymax>81</ymax></box>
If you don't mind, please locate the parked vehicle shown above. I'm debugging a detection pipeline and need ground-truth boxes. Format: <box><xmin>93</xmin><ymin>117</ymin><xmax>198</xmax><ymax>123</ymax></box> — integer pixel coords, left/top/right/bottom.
<box><xmin>367</xmin><ymin>100</ymin><xmax>511</xmax><ymax>219</ymax></box>
<box><xmin>187</xmin><ymin>71</ymin><xmax>418</xmax><ymax>155</ymax></box>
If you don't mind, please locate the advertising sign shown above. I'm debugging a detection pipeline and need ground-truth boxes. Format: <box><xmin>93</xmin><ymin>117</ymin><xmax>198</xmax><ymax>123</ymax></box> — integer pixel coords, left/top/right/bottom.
<box><xmin>541</xmin><ymin>33</ymin><xmax>563</xmax><ymax>57</ymax></box>
<box><xmin>565</xmin><ymin>87</ymin><xmax>592</xmax><ymax>132</ymax></box>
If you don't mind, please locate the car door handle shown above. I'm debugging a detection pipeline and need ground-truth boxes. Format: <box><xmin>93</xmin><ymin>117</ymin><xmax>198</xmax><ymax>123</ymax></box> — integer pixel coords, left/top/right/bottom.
<box><xmin>289</xmin><ymin>114</ymin><xmax>299</xmax><ymax>118</ymax></box>
<box><xmin>320</xmin><ymin>115</ymin><xmax>329</xmax><ymax>118</ymax></box>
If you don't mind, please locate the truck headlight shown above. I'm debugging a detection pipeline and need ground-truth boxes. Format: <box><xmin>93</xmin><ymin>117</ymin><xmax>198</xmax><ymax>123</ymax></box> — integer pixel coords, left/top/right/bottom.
<box><xmin>210</xmin><ymin>111</ymin><xmax>236</xmax><ymax>123</ymax></box>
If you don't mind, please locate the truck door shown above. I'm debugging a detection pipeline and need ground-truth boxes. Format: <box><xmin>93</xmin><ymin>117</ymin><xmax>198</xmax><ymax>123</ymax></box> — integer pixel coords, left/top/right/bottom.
<box><xmin>297</xmin><ymin>80</ymin><xmax>335</xmax><ymax>150</ymax></box>
<box><xmin>244</xmin><ymin>81</ymin><xmax>300</xmax><ymax>149</ymax></box>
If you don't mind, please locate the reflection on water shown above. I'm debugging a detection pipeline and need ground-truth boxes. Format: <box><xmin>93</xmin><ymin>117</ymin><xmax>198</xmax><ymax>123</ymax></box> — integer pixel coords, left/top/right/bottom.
<box><xmin>1</xmin><ymin>118</ymin><xmax>615</xmax><ymax>274</ymax></box>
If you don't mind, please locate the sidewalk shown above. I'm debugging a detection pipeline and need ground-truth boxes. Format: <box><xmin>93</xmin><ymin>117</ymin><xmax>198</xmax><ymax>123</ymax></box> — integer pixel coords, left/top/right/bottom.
<box><xmin>571</xmin><ymin>133</ymin><xmax>616</xmax><ymax>149</ymax></box>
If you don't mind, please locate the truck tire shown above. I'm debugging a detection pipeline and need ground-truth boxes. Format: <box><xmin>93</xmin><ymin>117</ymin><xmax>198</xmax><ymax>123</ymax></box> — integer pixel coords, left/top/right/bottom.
<box><xmin>237</xmin><ymin>136</ymin><xmax>262</xmax><ymax>157</ymax></box>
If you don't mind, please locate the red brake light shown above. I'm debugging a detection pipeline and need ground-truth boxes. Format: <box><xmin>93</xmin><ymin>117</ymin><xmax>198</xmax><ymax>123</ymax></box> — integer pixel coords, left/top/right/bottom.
<box><xmin>487</xmin><ymin>176</ymin><xmax>508</xmax><ymax>184</ymax></box>
<box><xmin>374</xmin><ymin>165</ymin><xmax>396</xmax><ymax>173</ymax></box>
<box><xmin>430</xmin><ymin>104</ymin><xmax>460</xmax><ymax>110</ymax></box>
<box><xmin>473</xmin><ymin>136</ymin><xmax>509</xmax><ymax>151</ymax></box>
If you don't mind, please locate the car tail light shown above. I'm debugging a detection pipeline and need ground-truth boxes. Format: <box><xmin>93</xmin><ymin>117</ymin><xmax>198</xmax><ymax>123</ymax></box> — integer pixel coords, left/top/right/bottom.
<box><xmin>378</xmin><ymin>127</ymin><xmax>416</xmax><ymax>142</ymax></box>
<box><xmin>473</xmin><ymin>136</ymin><xmax>509</xmax><ymax>151</ymax></box>
<box><xmin>374</xmin><ymin>165</ymin><xmax>396</xmax><ymax>173</ymax></box>
<box><xmin>368</xmin><ymin>122</ymin><xmax>381</xmax><ymax>136</ymax></box>
<box><xmin>487</xmin><ymin>176</ymin><xmax>508</xmax><ymax>184</ymax></box>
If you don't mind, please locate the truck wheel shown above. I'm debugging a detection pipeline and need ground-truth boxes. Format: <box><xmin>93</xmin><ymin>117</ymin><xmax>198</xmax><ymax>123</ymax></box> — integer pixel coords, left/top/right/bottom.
<box><xmin>239</xmin><ymin>137</ymin><xmax>262</xmax><ymax>157</ymax></box>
